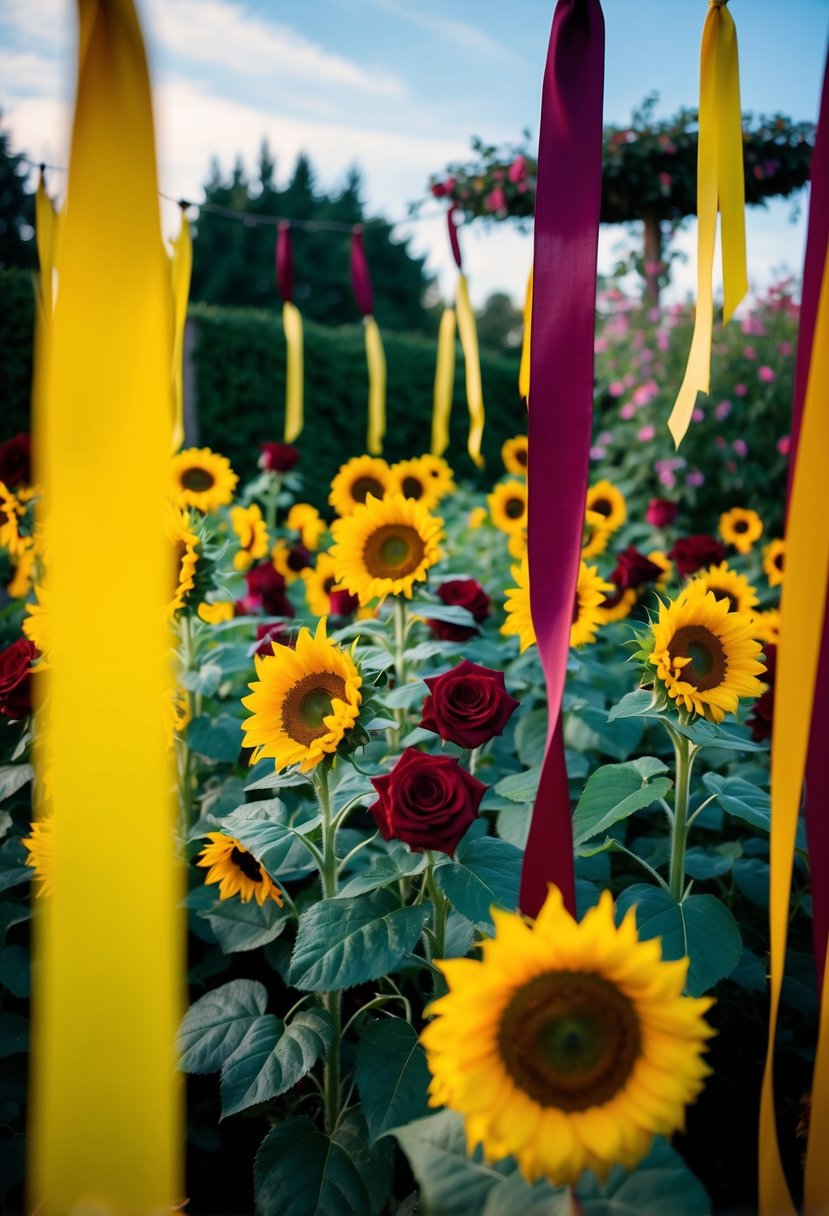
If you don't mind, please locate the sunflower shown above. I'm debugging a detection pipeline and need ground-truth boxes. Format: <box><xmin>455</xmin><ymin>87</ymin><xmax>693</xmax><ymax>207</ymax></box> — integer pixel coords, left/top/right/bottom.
<box><xmin>302</xmin><ymin>552</ymin><xmax>339</xmax><ymax>617</ymax></box>
<box><xmin>649</xmin><ymin>580</ymin><xmax>766</xmax><ymax>723</ymax></box>
<box><xmin>582</xmin><ymin>509</ymin><xmax>611</xmax><ymax>558</ymax></box>
<box><xmin>286</xmin><ymin>503</ymin><xmax>327</xmax><ymax>551</ymax></box>
<box><xmin>763</xmin><ymin>539</ymin><xmax>785</xmax><ymax>588</ymax></box>
<box><xmin>231</xmin><ymin>503</ymin><xmax>270</xmax><ymax>571</ymax></box>
<box><xmin>22</xmin><ymin>818</ymin><xmax>54</xmax><ymax>897</ymax></box>
<box><xmin>162</xmin><ymin>686</ymin><xmax>191</xmax><ymax>747</ymax></box>
<box><xmin>508</xmin><ymin>529</ymin><xmax>528</xmax><ymax>561</ymax></box>
<box><xmin>647</xmin><ymin>549</ymin><xmax>673</xmax><ymax>590</ymax></box>
<box><xmin>242</xmin><ymin>618</ymin><xmax>362</xmax><ymax>772</ymax></box>
<box><xmin>272</xmin><ymin>539</ymin><xmax>311</xmax><ymax>584</ymax></box>
<box><xmin>387</xmin><ymin>458</ymin><xmax>443</xmax><ymax>510</ymax></box>
<box><xmin>8</xmin><ymin>542</ymin><xmax>36</xmax><ymax>599</ymax></box>
<box><xmin>197</xmin><ymin>833</ymin><xmax>284</xmax><ymax>906</ymax></box>
<box><xmin>586</xmin><ymin>481</ymin><xmax>627</xmax><ymax>532</ymax></box>
<box><xmin>719</xmin><ymin>507</ymin><xmax>763</xmax><ymax>555</ymax></box>
<box><xmin>198</xmin><ymin>600</ymin><xmax>234</xmax><ymax>624</ymax></box>
<box><xmin>171</xmin><ymin>447</ymin><xmax>238</xmax><ymax>513</ymax></box>
<box><xmin>468</xmin><ymin>506</ymin><xmax>487</xmax><ymax>530</ymax></box>
<box><xmin>693</xmin><ymin>562</ymin><xmax>758</xmax><ymax>616</ymax></box>
<box><xmin>501</xmin><ymin>436</ymin><xmax>528</xmax><ymax>477</ymax></box>
<box><xmin>0</xmin><ymin>481</ymin><xmax>25</xmax><ymax>557</ymax></box>
<box><xmin>502</xmin><ymin>559</ymin><xmax>609</xmax><ymax>650</ymax></box>
<box><xmin>595</xmin><ymin>586</ymin><xmax>638</xmax><ymax>624</ymax></box>
<box><xmin>168</xmin><ymin>509</ymin><xmax>201</xmax><ymax>617</ymax></box>
<box><xmin>422</xmin><ymin>885</ymin><xmax>714</xmax><ymax>1187</ymax></box>
<box><xmin>501</xmin><ymin>559</ymin><xmax>535</xmax><ymax>653</ymax></box>
<box><xmin>329</xmin><ymin>455</ymin><xmax>391</xmax><ymax>517</ymax></box>
<box><xmin>752</xmin><ymin>608</ymin><xmax>781</xmax><ymax>647</ymax></box>
<box><xmin>22</xmin><ymin>585</ymin><xmax>50</xmax><ymax>658</ymax></box>
<box><xmin>330</xmin><ymin>493</ymin><xmax>443</xmax><ymax>606</ymax></box>
<box><xmin>417</xmin><ymin>454</ymin><xmax>456</xmax><ymax>501</ymax></box>
<box><xmin>488</xmin><ymin>481</ymin><xmax>528</xmax><ymax>535</ymax></box>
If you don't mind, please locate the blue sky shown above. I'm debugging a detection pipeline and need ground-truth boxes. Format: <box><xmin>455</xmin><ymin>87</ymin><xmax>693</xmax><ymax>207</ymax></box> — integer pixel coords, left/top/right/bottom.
<box><xmin>1</xmin><ymin>0</ymin><xmax>827</xmax><ymax>307</ymax></box>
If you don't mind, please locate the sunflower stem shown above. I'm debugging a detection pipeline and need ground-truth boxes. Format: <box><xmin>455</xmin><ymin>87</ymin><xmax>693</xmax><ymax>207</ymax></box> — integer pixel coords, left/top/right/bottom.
<box><xmin>315</xmin><ymin>762</ymin><xmax>342</xmax><ymax>1134</ymax></box>
<box><xmin>668</xmin><ymin>729</ymin><xmax>698</xmax><ymax>902</ymax></box>
<box><xmin>391</xmin><ymin>597</ymin><xmax>410</xmax><ymax>749</ymax></box>
<box><xmin>425</xmin><ymin>857</ymin><xmax>448</xmax><ymax>969</ymax></box>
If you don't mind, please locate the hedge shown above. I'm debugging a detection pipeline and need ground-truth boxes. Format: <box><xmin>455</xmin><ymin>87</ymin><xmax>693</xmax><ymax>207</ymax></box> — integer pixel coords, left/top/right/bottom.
<box><xmin>0</xmin><ymin>268</ymin><xmax>35</xmax><ymax>439</ymax></box>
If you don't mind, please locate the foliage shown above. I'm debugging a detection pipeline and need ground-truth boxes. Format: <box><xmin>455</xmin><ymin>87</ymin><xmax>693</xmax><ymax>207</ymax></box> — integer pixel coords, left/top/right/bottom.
<box><xmin>0</xmin><ymin>268</ymin><xmax>35</xmax><ymax>440</ymax></box>
<box><xmin>0</xmin><ymin>123</ymin><xmax>36</xmax><ymax>271</ymax></box>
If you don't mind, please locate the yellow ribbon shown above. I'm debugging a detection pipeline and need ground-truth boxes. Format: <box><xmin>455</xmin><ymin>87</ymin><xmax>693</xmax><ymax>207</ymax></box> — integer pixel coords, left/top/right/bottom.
<box><xmin>455</xmin><ymin>272</ymin><xmax>485</xmax><ymax>467</ymax></box>
<box><xmin>169</xmin><ymin>209</ymin><xmax>192</xmax><ymax>453</ymax></box>
<box><xmin>30</xmin><ymin>1</ymin><xmax>182</xmax><ymax>1212</ymax></box>
<box><xmin>431</xmin><ymin>305</ymin><xmax>456</xmax><ymax>457</ymax></box>
<box><xmin>519</xmin><ymin>266</ymin><xmax>533</xmax><ymax>401</ymax></box>
<box><xmin>34</xmin><ymin>175</ymin><xmax>58</xmax><ymax>320</ymax></box>
<box><xmin>282</xmin><ymin>299</ymin><xmax>304</xmax><ymax>442</ymax></box>
<box><xmin>364</xmin><ymin>314</ymin><xmax>386</xmax><ymax>454</ymax></box>
<box><xmin>759</xmin><ymin>245</ymin><xmax>829</xmax><ymax>1216</ymax></box>
<box><xmin>668</xmin><ymin>0</ymin><xmax>747</xmax><ymax>448</ymax></box>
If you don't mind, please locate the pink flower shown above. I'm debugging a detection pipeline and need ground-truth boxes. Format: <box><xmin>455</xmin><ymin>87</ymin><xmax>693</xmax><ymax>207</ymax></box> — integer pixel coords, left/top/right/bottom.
<box><xmin>620</xmin><ymin>403</ymin><xmax>636</xmax><ymax>421</ymax></box>
<box><xmin>734</xmin><ymin>383</ymin><xmax>747</xmax><ymax>397</ymax></box>
<box><xmin>715</xmin><ymin>400</ymin><xmax>731</xmax><ymax>421</ymax></box>
<box><xmin>692</xmin><ymin>408</ymin><xmax>704</xmax><ymax>423</ymax></box>
<box><xmin>590</xmin><ymin>446</ymin><xmax>606</xmax><ymax>461</ymax></box>
<box><xmin>656</xmin><ymin>331</ymin><xmax>670</xmax><ymax>351</ymax></box>
<box><xmin>733</xmin><ymin>438</ymin><xmax>748</xmax><ymax>457</ymax></box>
<box><xmin>594</xmin><ymin>337</ymin><xmax>608</xmax><ymax>353</ymax></box>
<box><xmin>777</xmin><ymin>435</ymin><xmax>790</xmax><ymax>456</ymax></box>
<box><xmin>632</xmin><ymin>380</ymin><xmax>658</xmax><ymax>408</ymax></box>
<box><xmin>608</xmin><ymin>380</ymin><xmax>624</xmax><ymax>397</ymax></box>
<box><xmin>686</xmin><ymin>471</ymin><xmax>705</xmax><ymax>487</ymax></box>
<box><xmin>659</xmin><ymin>470</ymin><xmax>676</xmax><ymax>489</ymax></box>
<box><xmin>658</xmin><ymin>172</ymin><xmax>672</xmax><ymax>194</ymax></box>
<box><xmin>637</xmin><ymin>425</ymin><xmax>655</xmax><ymax>442</ymax></box>
<box><xmin>758</xmin><ymin>365</ymin><xmax>775</xmax><ymax>383</ymax></box>
<box><xmin>743</xmin><ymin>345</ymin><xmax>756</xmax><ymax>360</ymax></box>
<box><xmin>484</xmin><ymin>188</ymin><xmax>506</xmax><ymax>213</ymax></box>
<box><xmin>507</xmin><ymin>156</ymin><xmax>527</xmax><ymax>183</ymax></box>
<box><xmin>779</xmin><ymin>341</ymin><xmax>792</xmax><ymax>356</ymax></box>
<box><xmin>598</xmin><ymin>430</ymin><xmax>614</xmax><ymax>445</ymax></box>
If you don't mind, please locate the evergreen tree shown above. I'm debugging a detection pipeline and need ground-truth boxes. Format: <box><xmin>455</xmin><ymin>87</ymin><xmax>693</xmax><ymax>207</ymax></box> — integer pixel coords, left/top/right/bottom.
<box><xmin>0</xmin><ymin>123</ymin><xmax>36</xmax><ymax>270</ymax></box>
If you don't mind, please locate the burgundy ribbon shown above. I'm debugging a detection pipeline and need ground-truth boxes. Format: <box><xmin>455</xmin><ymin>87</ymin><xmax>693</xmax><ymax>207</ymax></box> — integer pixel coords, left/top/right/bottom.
<box><xmin>276</xmin><ymin>221</ymin><xmax>294</xmax><ymax>303</ymax></box>
<box><xmin>350</xmin><ymin>225</ymin><xmax>374</xmax><ymax>317</ymax></box>
<box><xmin>787</xmin><ymin>52</ymin><xmax>829</xmax><ymax>988</ymax></box>
<box><xmin>447</xmin><ymin>206</ymin><xmax>463</xmax><ymax>270</ymax></box>
<box><xmin>520</xmin><ymin>0</ymin><xmax>605</xmax><ymax>918</ymax></box>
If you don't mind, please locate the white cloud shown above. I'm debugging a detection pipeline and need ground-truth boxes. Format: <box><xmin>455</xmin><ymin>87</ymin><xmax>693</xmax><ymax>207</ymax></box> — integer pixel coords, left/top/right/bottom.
<box><xmin>367</xmin><ymin>0</ymin><xmax>522</xmax><ymax>64</ymax></box>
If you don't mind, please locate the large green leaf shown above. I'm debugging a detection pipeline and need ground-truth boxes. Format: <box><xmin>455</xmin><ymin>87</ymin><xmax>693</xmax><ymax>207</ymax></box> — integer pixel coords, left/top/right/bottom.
<box><xmin>607</xmin><ymin>690</ymin><xmax>659</xmax><ymax>721</ymax></box>
<box><xmin>221</xmin><ymin>1008</ymin><xmax>333</xmax><ymax>1117</ymax></box>
<box><xmin>514</xmin><ymin>709</ymin><xmax>548</xmax><ymax>768</ymax></box>
<box><xmin>483</xmin><ymin>1175</ymin><xmax>570</xmax><ymax>1216</ymax></box>
<box><xmin>224</xmin><ymin>804</ymin><xmax>320</xmax><ymax>878</ymax></box>
<box><xmin>572</xmin><ymin>760</ymin><xmax>671</xmax><ymax>847</ymax></box>
<box><xmin>394</xmin><ymin>1110</ymin><xmax>514</xmax><ymax>1216</ymax></box>
<box><xmin>254</xmin><ymin>1117</ymin><xmax>371</xmax><ymax>1216</ymax></box>
<box><xmin>288</xmin><ymin>891</ymin><xmax>431</xmax><ymax>991</ymax></box>
<box><xmin>493</xmin><ymin>767</ymin><xmax>541</xmax><ymax>803</ymax></box>
<box><xmin>206</xmin><ymin>897</ymin><xmax>291</xmax><ymax>953</ymax></box>
<box><xmin>354</xmin><ymin>1019</ymin><xmax>431</xmax><ymax>1144</ymax></box>
<box><xmin>433</xmin><ymin>835</ymin><xmax>521</xmax><ymax>926</ymax></box>
<box><xmin>577</xmin><ymin>1138</ymin><xmax>710</xmax><ymax>1214</ymax></box>
<box><xmin>701</xmin><ymin>774</ymin><xmax>770</xmax><ymax>831</ymax></box>
<box><xmin>0</xmin><ymin>838</ymin><xmax>31</xmax><ymax>893</ymax></box>
<box><xmin>187</xmin><ymin>714</ymin><xmax>243</xmax><ymax>763</ymax></box>
<box><xmin>0</xmin><ymin>764</ymin><xmax>33</xmax><ymax>802</ymax></box>
<box><xmin>565</xmin><ymin>707</ymin><xmax>644</xmax><ymax>761</ymax></box>
<box><xmin>331</xmin><ymin>1109</ymin><xmax>395</xmax><ymax>1216</ymax></box>
<box><xmin>338</xmin><ymin>843</ymin><xmax>426</xmax><ymax>897</ymax></box>
<box><xmin>177</xmin><ymin>979</ymin><xmax>268</xmax><ymax>1073</ymax></box>
<box><xmin>615</xmin><ymin>885</ymin><xmax>741</xmax><ymax>995</ymax></box>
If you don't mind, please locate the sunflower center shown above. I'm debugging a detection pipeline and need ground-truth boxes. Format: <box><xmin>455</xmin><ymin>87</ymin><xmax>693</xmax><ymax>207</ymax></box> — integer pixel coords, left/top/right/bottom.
<box><xmin>402</xmin><ymin>476</ymin><xmax>424</xmax><ymax>499</ymax></box>
<box><xmin>323</xmin><ymin>577</ymin><xmax>336</xmax><ymax>593</ymax></box>
<box><xmin>181</xmin><ymin>466</ymin><xmax>215</xmax><ymax>492</ymax></box>
<box><xmin>708</xmin><ymin>586</ymin><xmax>738</xmax><ymax>613</ymax></box>
<box><xmin>668</xmin><ymin>624</ymin><xmax>727</xmax><ymax>690</ymax></box>
<box><xmin>774</xmin><ymin>551</ymin><xmax>784</xmax><ymax>571</ymax></box>
<box><xmin>363</xmin><ymin>524</ymin><xmax>425</xmax><ymax>579</ymax></box>
<box><xmin>517</xmin><ymin>447</ymin><xmax>528</xmax><ymax>467</ymax></box>
<box><xmin>733</xmin><ymin>520</ymin><xmax>748</xmax><ymax>533</ymax></box>
<box><xmin>230</xmin><ymin>846</ymin><xmax>263</xmax><ymax>883</ymax></box>
<box><xmin>351</xmin><ymin>476</ymin><xmax>385</xmax><ymax>504</ymax></box>
<box><xmin>498</xmin><ymin>971</ymin><xmax>641</xmax><ymax>1112</ymax></box>
<box><xmin>505</xmin><ymin>497</ymin><xmax>525</xmax><ymax>520</ymax></box>
<box><xmin>591</xmin><ymin>498</ymin><xmax>611</xmax><ymax>517</ymax></box>
<box><xmin>281</xmin><ymin>671</ymin><xmax>346</xmax><ymax>745</ymax></box>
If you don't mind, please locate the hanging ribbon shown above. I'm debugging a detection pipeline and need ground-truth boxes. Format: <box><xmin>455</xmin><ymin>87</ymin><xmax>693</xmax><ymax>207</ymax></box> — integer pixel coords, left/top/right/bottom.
<box><xmin>447</xmin><ymin>208</ymin><xmax>485</xmax><ymax>467</ymax></box>
<box><xmin>518</xmin><ymin>266</ymin><xmax>533</xmax><ymax>401</ymax></box>
<box><xmin>276</xmin><ymin>222</ymin><xmax>304</xmax><ymax>443</ymax></box>
<box><xmin>170</xmin><ymin>205</ymin><xmax>192</xmax><ymax>453</ymax></box>
<box><xmin>519</xmin><ymin>0</ymin><xmax>605</xmax><ymax>918</ymax></box>
<box><xmin>759</xmin><ymin>50</ymin><xmax>829</xmax><ymax>1216</ymax></box>
<box><xmin>30</xmin><ymin>1</ymin><xmax>182</xmax><ymax>1212</ymax></box>
<box><xmin>667</xmin><ymin>0</ymin><xmax>747</xmax><ymax>448</ymax></box>
<box><xmin>350</xmin><ymin>225</ymin><xmax>386</xmax><ymax>454</ymax></box>
<box><xmin>431</xmin><ymin>304</ymin><xmax>456</xmax><ymax>457</ymax></box>
<box><xmin>35</xmin><ymin>171</ymin><xmax>58</xmax><ymax>320</ymax></box>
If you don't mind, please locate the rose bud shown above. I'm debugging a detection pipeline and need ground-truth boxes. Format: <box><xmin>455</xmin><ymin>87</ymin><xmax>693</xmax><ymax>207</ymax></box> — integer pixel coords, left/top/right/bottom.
<box><xmin>0</xmin><ymin>637</ymin><xmax>37</xmax><ymax>720</ymax></box>
<box><xmin>369</xmin><ymin>748</ymin><xmax>487</xmax><ymax>856</ymax></box>
<box><xmin>244</xmin><ymin>563</ymin><xmax>295</xmax><ymax>617</ymax></box>
<box><xmin>0</xmin><ymin>433</ymin><xmax>32</xmax><ymax>489</ymax></box>
<box><xmin>645</xmin><ymin>498</ymin><xmax>678</xmax><ymax>528</ymax></box>
<box><xmin>260</xmin><ymin>442</ymin><xmax>300</xmax><ymax>473</ymax></box>
<box><xmin>612</xmin><ymin>545</ymin><xmax>665</xmax><ymax>591</ymax></box>
<box><xmin>420</xmin><ymin>660</ymin><xmax>519</xmax><ymax>750</ymax></box>
<box><xmin>427</xmin><ymin>578</ymin><xmax>490</xmax><ymax>643</ymax></box>
<box><xmin>329</xmin><ymin>587</ymin><xmax>359</xmax><ymax>618</ymax></box>
<box><xmin>668</xmin><ymin>535</ymin><xmax>727</xmax><ymax>577</ymax></box>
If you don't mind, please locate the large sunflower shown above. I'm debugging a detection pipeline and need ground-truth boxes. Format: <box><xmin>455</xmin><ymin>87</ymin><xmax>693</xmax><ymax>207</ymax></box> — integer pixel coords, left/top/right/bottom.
<box><xmin>763</xmin><ymin>539</ymin><xmax>785</xmax><ymax>588</ymax></box>
<box><xmin>582</xmin><ymin>508</ymin><xmax>611</xmax><ymax>558</ymax></box>
<box><xmin>171</xmin><ymin>447</ymin><xmax>238</xmax><ymax>513</ymax></box>
<box><xmin>387</xmin><ymin>458</ymin><xmax>443</xmax><ymax>510</ymax></box>
<box><xmin>330</xmin><ymin>493</ymin><xmax>443</xmax><ymax>605</ymax></box>
<box><xmin>168</xmin><ymin>509</ymin><xmax>201</xmax><ymax>616</ymax></box>
<box><xmin>231</xmin><ymin>504</ymin><xmax>270</xmax><ymax>572</ymax></box>
<box><xmin>242</xmin><ymin>618</ymin><xmax>362</xmax><ymax>772</ymax></box>
<box><xmin>586</xmin><ymin>480</ymin><xmax>627</xmax><ymax>532</ymax></box>
<box><xmin>693</xmin><ymin>561</ymin><xmax>758</xmax><ymax>616</ymax></box>
<box><xmin>197</xmin><ymin>833</ymin><xmax>284</xmax><ymax>906</ymax></box>
<box><xmin>501</xmin><ymin>435</ymin><xmax>528</xmax><ymax>477</ymax></box>
<box><xmin>649</xmin><ymin>580</ymin><xmax>766</xmax><ymax>722</ymax></box>
<box><xmin>22</xmin><ymin>818</ymin><xmax>54</xmax><ymax>897</ymax></box>
<box><xmin>501</xmin><ymin>559</ymin><xmax>610</xmax><ymax>650</ymax></box>
<box><xmin>422</xmin><ymin>886</ymin><xmax>714</xmax><ymax>1187</ymax></box>
<box><xmin>488</xmin><ymin>481</ymin><xmax>528</xmax><ymax>535</ymax></box>
<box><xmin>501</xmin><ymin>559</ymin><xmax>535</xmax><ymax>653</ymax></box>
<box><xmin>302</xmin><ymin>552</ymin><xmax>339</xmax><ymax>617</ymax></box>
<box><xmin>329</xmin><ymin>455</ymin><xmax>391</xmax><ymax>517</ymax></box>
<box><xmin>719</xmin><ymin>507</ymin><xmax>763</xmax><ymax>555</ymax></box>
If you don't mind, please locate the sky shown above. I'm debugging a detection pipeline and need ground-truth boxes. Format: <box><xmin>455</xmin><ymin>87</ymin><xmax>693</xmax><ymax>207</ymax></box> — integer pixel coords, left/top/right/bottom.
<box><xmin>1</xmin><ymin>0</ymin><xmax>827</xmax><ymax>308</ymax></box>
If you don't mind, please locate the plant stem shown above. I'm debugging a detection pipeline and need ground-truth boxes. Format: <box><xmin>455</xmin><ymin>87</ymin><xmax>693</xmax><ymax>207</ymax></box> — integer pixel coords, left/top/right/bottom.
<box><xmin>391</xmin><ymin>597</ymin><xmax>409</xmax><ymax>750</ymax></box>
<box><xmin>668</xmin><ymin>728</ymin><xmax>698</xmax><ymax>902</ymax></box>
<box><xmin>425</xmin><ymin>857</ymin><xmax>448</xmax><ymax>966</ymax></box>
<box><xmin>178</xmin><ymin>613</ymin><xmax>197</xmax><ymax>838</ymax></box>
<box><xmin>315</xmin><ymin>763</ymin><xmax>342</xmax><ymax>1134</ymax></box>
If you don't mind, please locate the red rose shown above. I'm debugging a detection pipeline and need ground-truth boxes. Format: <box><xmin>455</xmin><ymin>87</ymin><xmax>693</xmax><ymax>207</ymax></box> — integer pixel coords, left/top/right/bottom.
<box><xmin>420</xmin><ymin>660</ymin><xmax>519</xmax><ymax>749</ymax></box>
<box><xmin>428</xmin><ymin>578</ymin><xmax>490</xmax><ymax>643</ymax></box>
<box><xmin>243</xmin><ymin>564</ymin><xmax>294</xmax><ymax>617</ymax></box>
<box><xmin>254</xmin><ymin>622</ymin><xmax>292</xmax><ymax>656</ymax></box>
<box><xmin>748</xmin><ymin>644</ymin><xmax>776</xmax><ymax>742</ymax></box>
<box><xmin>645</xmin><ymin>498</ymin><xmax>678</xmax><ymax>528</ymax></box>
<box><xmin>612</xmin><ymin>546</ymin><xmax>665</xmax><ymax>591</ymax></box>
<box><xmin>0</xmin><ymin>638</ymin><xmax>37</xmax><ymax>720</ymax></box>
<box><xmin>285</xmin><ymin>544</ymin><xmax>312</xmax><ymax>576</ymax></box>
<box><xmin>329</xmin><ymin>587</ymin><xmax>359</xmax><ymax>618</ymax></box>
<box><xmin>260</xmin><ymin>443</ymin><xmax>299</xmax><ymax>473</ymax></box>
<box><xmin>668</xmin><ymin>535</ymin><xmax>726</xmax><ymax>577</ymax></box>
<box><xmin>369</xmin><ymin>749</ymin><xmax>487</xmax><ymax>856</ymax></box>
<box><xmin>0</xmin><ymin>433</ymin><xmax>31</xmax><ymax>488</ymax></box>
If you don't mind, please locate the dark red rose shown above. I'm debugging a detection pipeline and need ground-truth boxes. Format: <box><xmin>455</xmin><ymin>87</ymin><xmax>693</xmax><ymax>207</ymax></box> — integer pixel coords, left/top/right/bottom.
<box><xmin>254</xmin><ymin>622</ymin><xmax>292</xmax><ymax>656</ymax></box>
<box><xmin>427</xmin><ymin>578</ymin><xmax>491</xmax><ymax>643</ymax></box>
<box><xmin>260</xmin><ymin>443</ymin><xmax>300</xmax><ymax>473</ymax></box>
<box><xmin>645</xmin><ymin>498</ymin><xmax>678</xmax><ymax>528</ymax></box>
<box><xmin>420</xmin><ymin>660</ymin><xmax>519</xmax><ymax>749</ymax></box>
<box><xmin>243</xmin><ymin>563</ymin><xmax>295</xmax><ymax>617</ymax></box>
<box><xmin>329</xmin><ymin>587</ymin><xmax>359</xmax><ymax>618</ymax></box>
<box><xmin>668</xmin><ymin>535</ymin><xmax>726</xmax><ymax>577</ymax></box>
<box><xmin>369</xmin><ymin>749</ymin><xmax>487</xmax><ymax>856</ymax></box>
<box><xmin>0</xmin><ymin>433</ymin><xmax>31</xmax><ymax>489</ymax></box>
<box><xmin>748</xmin><ymin>644</ymin><xmax>776</xmax><ymax>742</ymax></box>
<box><xmin>612</xmin><ymin>546</ymin><xmax>665</xmax><ymax>591</ymax></box>
<box><xmin>285</xmin><ymin>544</ymin><xmax>311</xmax><ymax>575</ymax></box>
<box><xmin>0</xmin><ymin>638</ymin><xmax>37</xmax><ymax>720</ymax></box>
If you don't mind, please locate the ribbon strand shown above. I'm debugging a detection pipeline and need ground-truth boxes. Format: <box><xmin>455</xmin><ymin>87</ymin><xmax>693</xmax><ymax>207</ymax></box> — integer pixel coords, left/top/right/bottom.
<box><xmin>446</xmin><ymin>208</ymin><xmax>485</xmax><ymax>468</ymax></box>
<box><xmin>170</xmin><ymin>206</ymin><xmax>192</xmax><ymax>452</ymax></box>
<box><xmin>350</xmin><ymin>226</ymin><xmax>386</xmax><ymax>454</ymax></box>
<box><xmin>276</xmin><ymin>223</ymin><xmax>304</xmax><ymax>442</ymax></box>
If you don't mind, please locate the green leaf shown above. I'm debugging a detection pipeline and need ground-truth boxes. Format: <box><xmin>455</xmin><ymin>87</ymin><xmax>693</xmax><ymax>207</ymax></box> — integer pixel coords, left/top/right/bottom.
<box><xmin>701</xmin><ymin>774</ymin><xmax>770</xmax><ymax>831</ymax></box>
<box><xmin>607</xmin><ymin>690</ymin><xmax>659</xmax><ymax>721</ymax></box>
<box><xmin>177</xmin><ymin>979</ymin><xmax>268</xmax><ymax>1073</ymax></box>
<box><xmin>221</xmin><ymin>1008</ymin><xmax>333</xmax><ymax>1117</ymax></box>
<box><xmin>394</xmin><ymin>1110</ymin><xmax>513</xmax><ymax>1216</ymax></box>
<box><xmin>354</xmin><ymin>1019</ymin><xmax>431</xmax><ymax>1144</ymax></box>
<box><xmin>244</xmin><ymin>766</ymin><xmax>312</xmax><ymax>792</ymax></box>
<box><xmin>409</xmin><ymin>601</ymin><xmax>476</xmax><ymax>626</ymax></box>
<box><xmin>288</xmin><ymin>891</ymin><xmax>431</xmax><ymax>991</ymax></box>
<box><xmin>615</xmin><ymin>885</ymin><xmax>742</xmax><ymax>995</ymax></box>
<box><xmin>206</xmin><ymin>897</ymin><xmax>291</xmax><ymax>953</ymax></box>
<box><xmin>684</xmin><ymin>846</ymin><xmax>737</xmax><ymax>880</ymax></box>
<box><xmin>0</xmin><ymin>810</ymin><xmax>12</xmax><ymax>841</ymax></box>
<box><xmin>495</xmin><ymin>803</ymin><xmax>531</xmax><ymax>850</ymax></box>
<box><xmin>0</xmin><ymin>945</ymin><xmax>29</xmax><ymax>998</ymax></box>
<box><xmin>567</xmin><ymin>706</ymin><xmax>645</xmax><ymax>761</ymax></box>
<box><xmin>338</xmin><ymin>844</ymin><xmax>426</xmax><ymax>897</ymax></box>
<box><xmin>0</xmin><ymin>765</ymin><xmax>33</xmax><ymax>802</ymax></box>
<box><xmin>576</xmin><ymin>1138</ymin><xmax>710</xmax><ymax>1214</ymax></box>
<box><xmin>187</xmin><ymin>714</ymin><xmax>243</xmax><ymax>763</ymax></box>
<box><xmin>0</xmin><ymin>902</ymin><xmax>33</xmax><ymax>945</ymax></box>
<box><xmin>384</xmin><ymin>680</ymin><xmax>428</xmax><ymax>710</ymax></box>
<box><xmin>0</xmin><ymin>1012</ymin><xmax>28</xmax><ymax>1057</ymax></box>
<box><xmin>675</xmin><ymin>719</ymin><xmax>766</xmax><ymax>752</ymax></box>
<box><xmin>0</xmin><ymin>838</ymin><xmax>31</xmax><ymax>893</ymax></box>
<box><xmin>433</xmin><ymin>835</ymin><xmax>521</xmax><ymax>926</ymax></box>
<box><xmin>733</xmin><ymin>857</ymin><xmax>769</xmax><ymax>907</ymax></box>
<box><xmin>224</xmin><ymin>806</ymin><xmax>319</xmax><ymax>878</ymax></box>
<box><xmin>514</xmin><ymin>709</ymin><xmax>548</xmax><ymax>769</ymax></box>
<box><xmin>332</xmin><ymin>1109</ymin><xmax>395</xmax><ymax>1216</ymax></box>
<box><xmin>483</xmin><ymin>1175</ymin><xmax>570</xmax><ymax>1216</ymax></box>
<box><xmin>572</xmin><ymin>762</ymin><xmax>672</xmax><ymax>847</ymax></box>
<box><xmin>493</xmin><ymin>767</ymin><xmax>540</xmax><ymax>803</ymax></box>
<box><xmin>181</xmin><ymin>663</ymin><xmax>223</xmax><ymax>697</ymax></box>
<box><xmin>254</xmin><ymin>1117</ymin><xmax>371</xmax><ymax>1216</ymax></box>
